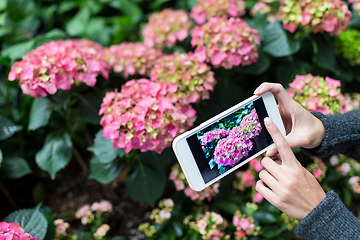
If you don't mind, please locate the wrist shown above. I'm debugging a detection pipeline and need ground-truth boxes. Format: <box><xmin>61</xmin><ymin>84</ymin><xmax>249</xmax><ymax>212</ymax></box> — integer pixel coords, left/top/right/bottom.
<box><xmin>306</xmin><ymin>115</ymin><xmax>325</xmax><ymax>149</ymax></box>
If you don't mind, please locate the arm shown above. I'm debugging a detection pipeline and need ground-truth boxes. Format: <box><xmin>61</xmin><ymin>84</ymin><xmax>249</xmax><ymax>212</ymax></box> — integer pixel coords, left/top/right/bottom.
<box><xmin>302</xmin><ymin>110</ymin><xmax>360</xmax><ymax>161</ymax></box>
<box><xmin>295</xmin><ymin>190</ymin><xmax>360</xmax><ymax>240</ymax></box>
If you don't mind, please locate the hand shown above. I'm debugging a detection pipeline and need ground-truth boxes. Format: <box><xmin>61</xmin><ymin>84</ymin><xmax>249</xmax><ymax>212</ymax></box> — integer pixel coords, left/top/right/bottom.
<box><xmin>255</xmin><ymin>117</ymin><xmax>326</xmax><ymax>221</ymax></box>
<box><xmin>254</xmin><ymin>83</ymin><xmax>325</xmax><ymax>156</ymax></box>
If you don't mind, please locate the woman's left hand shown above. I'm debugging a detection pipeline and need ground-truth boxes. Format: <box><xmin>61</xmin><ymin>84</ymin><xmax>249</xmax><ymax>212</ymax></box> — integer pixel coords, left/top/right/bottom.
<box><xmin>255</xmin><ymin>117</ymin><xmax>326</xmax><ymax>221</ymax></box>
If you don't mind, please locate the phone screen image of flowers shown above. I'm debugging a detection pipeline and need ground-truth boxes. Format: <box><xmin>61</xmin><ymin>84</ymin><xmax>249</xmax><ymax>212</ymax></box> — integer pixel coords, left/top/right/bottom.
<box><xmin>187</xmin><ymin>99</ymin><xmax>272</xmax><ymax>184</ymax></box>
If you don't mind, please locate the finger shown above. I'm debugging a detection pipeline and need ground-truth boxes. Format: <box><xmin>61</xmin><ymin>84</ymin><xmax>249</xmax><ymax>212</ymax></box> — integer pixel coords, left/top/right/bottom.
<box><xmin>253</xmin><ymin>83</ymin><xmax>294</xmax><ymax>106</ymax></box>
<box><xmin>255</xmin><ymin>180</ymin><xmax>277</xmax><ymax>205</ymax></box>
<box><xmin>258</xmin><ymin>168</ymin><xmax>279</xmax><ymax>191</ymax></box>
<box><xmin>264</xmin><ymin>117</ymin><xmax>297</xmax><ymax>167</ymax></box>
<box><xmin>260</xmin><ymin>157</ymin><xmax>282</xmax><ymax>181</ymax></box>
<box><xmin>266</xmin><ymin>148</ymin><xmax>278</xmax><ymax>157</ymax></box>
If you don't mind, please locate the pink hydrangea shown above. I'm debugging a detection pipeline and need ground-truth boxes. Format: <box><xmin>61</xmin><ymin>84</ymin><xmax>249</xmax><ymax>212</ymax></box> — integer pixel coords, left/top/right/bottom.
<box><xmin>150</xmin><ymin>198</ymin><xmax>174</xmax><ymax>224</ymax></box>
<box><xmin>8</xmin><ymin>39</ymin><xmax>109</xmax><ymax>98</ymax></box>
<box><xmin>141</xmin><ymin>8</ymin><xmax>191</xmax><ymax>48</ymax></box>
<box><xmin>232</xmin><ymin>210</ymin><xmax>260</xmax><ymax>239</ymax></box>
<box><xmin>307</xmin><ymin>158</ymin><xmax>327</xmax><ymax>181</ymax></box>
<box><xmin>99</xmin><ymin>79</ymin><xmax>196</xmax><ymax>154</ymax></box>
<box><xmin>104</xmin><ymin>42</ymin><xmax>164</xmax><ymax>78</ymax></box>
<box><xmin>252</xmin><ymin>192</ymin><xmax>264</xmax><ymax>203</ymax></box>
<box><xmin>190</xmin><ymin>0</ymin><xmax>246</xmax><ymax>25</ymax></box>
<box><xmin>0</xmin><ymin>222</ymin><xmax>38</xmax><ymax>240</ymax></box>
<box><xmin>350</xmin><ymin>0</ymin><xmax>360</xmax><ymax>15</ymax></box>
<box><xmin>213</xmin><ymin>109</ymin><xmax>262</xmax><ymax>167</ymax></box>
<box><xmin>169</xmin><ymin>164</ymin><xmax>220</xmax><ymax>202</ymax></box>
<box><xmin>149</xmin><ymin>52</ymin><xmax>216</xmax><ymax>105</ymax></box>
<box><xmin>191</xmin><ymin>17</ymin><xmax>260</xmax><ymax>69</ymax></box>
<box><xmin>280</xmin><ymin>0</ymin><xmax>352</xmax><ymax>35</ymax></box>
<box><xmin>249</xmin><ymin>158</ymin><xmax>263</xmax><ymax>172</ymax></box>
<box><xmin>287</xmin><ymin>74</ymin><xmax>347</xmax><ymax>114</ymax></box>
<box><xmin>186</xmin><ymin>211</ymin><xmax>228</xmax><ymax>240</ymax></box>
<box><xmin>91</xmin><ymin>200</ymin><xmax>113</xmax><ymax>213</ymax></box>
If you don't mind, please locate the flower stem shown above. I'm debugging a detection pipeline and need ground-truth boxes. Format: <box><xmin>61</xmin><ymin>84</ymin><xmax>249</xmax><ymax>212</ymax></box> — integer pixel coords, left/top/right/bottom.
<box><xmin>72</xmin><ymin>146</ymin><xmax>89</xmax><ymax>176</ymax></box>
<box><xmin>0</xmin><ymin>181</ymin><xmax>19</xmax><ymax>210</ymax></box>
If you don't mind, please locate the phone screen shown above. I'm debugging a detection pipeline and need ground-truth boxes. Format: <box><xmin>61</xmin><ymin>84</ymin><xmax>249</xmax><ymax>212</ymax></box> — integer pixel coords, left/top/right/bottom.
<box><xmin>186</xmin><ymin>98</ymin><xmax>272</xmax><ymax>183</ymax></box>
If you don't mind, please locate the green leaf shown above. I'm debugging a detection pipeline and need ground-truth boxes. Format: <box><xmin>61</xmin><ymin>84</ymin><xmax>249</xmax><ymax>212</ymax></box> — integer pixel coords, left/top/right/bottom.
<box><xmin>0</xmin><ymin>149</ymin><xmax>2</xmax><ymax>167</ymax></box>
<box><xmin>118</xmin><ymin>0</ymin><xmax>143</xmax><ymax>24</ymax></box>
<box><xmin>245</xmin><ymin>13</ymin><xmax>268</xmax><ymax>41</ymax></box>
<box><xmin>89</xmin><ymin>156</ymin><xmax>124</xmax><ymax>184</ymax></box>
<box><xmin>6</xmin><ymin>0</ymin><xmax>36</xmax><ymax>22</ymax></box>
<box><xmin>33</xmin><ymin>29</ymin><xmax>68</xmax><ymax>47</ymax></box>
<box><xmin>35</xmin><ymin>132</ymin><xmax>73</xmax><ymax>179</ymax></box>
<box><xmin>28</xmin><ymin>97</ymin><xmax>54</xmax><ymax>131</ymax></box>
<box><xmin>0</xmin><ymin>157</ymin><xmax>32</xmax><ymax>178</ymax></box>
<box><xmin>260</xmin><ymin>225</ymin><xmax>286</xmax><ymax>238</ymax></box>
<box><xmin>33</xmin><ymin>182</ymin><xmax>45</xmax><ymax>204</ymax></box>
<box><xmin>78</xmin><ymin>92</ymin><xmax>103</xmax><ymax>125</ymax></box>
<box><xmin>313</xmin><ymin>34</ymin><xmax>337</xmax><ymax>73</ymax></box>
<box><xmin>66</xmin><ymin>6</ymin><xmax>91</xmax><ymax>36</ymax></box>
<box><xmin>0</xmin><ymin>115</ymin><xmax>23</xmax><ymax>141</ymax></box>
<box><xmin>242</xmin><ymin>51</ymin><xmax>270</xmax><ymax>75</ymax></box>
<box><xmin>1</xmin><ymin>40</ymin><xmax>35</xmax><ymax>61</ymax></box>
<box><xmin>0</xmin><ymin>0</ymin><xmax>7</xmax><ymax>11</ymax></box>
<box><xmin>253</xmin><ymin>211</ymin><xmax>277</xmax><ymax>224</ymax></box>
<box><xmin>110</xmin><ymin>237</ymin><xmax>127</xmax><ymax>240</ymax></box>
<box><xmin>40</xmin><ymin>206</ymin><xmax>56</xmax><ymax>240</ymax></box>
<box><xmin>126</xmin><ymin>165</ymin><xmax>165</xmax><ymax>206</ymax></box>
<box><xmin>88</xmin><ymin>130</ymin><xmax>125</xmax><ymax>164</ymax></box>
<box><xmin>262</xmin><ymin>21</ymin><xmax>301</xmax><ymax>57</ymax></box>
<box><xmin>58</xmin><ymin>1</ymin><xmax>78</xmax><ymax>15</ymax></box>
<box><xmin>4</xmin><ymin>204</ymin><xmax>48</xmax><ymax>240</ymax></box>
<box><xmin>86</xmin><ymin>18</ymin><xmax>111</xmax><ymax>46</ymax></box>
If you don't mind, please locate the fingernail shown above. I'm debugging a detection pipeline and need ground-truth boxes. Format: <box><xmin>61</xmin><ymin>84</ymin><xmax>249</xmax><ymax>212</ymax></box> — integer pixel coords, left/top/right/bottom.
<box><xmin>253</xmin><ymin>86</ymin><xmax>262</xmax><ymax>95</ymax></box>
<box><xmin>267</xmin><ymin>149</ymin><xmax>278</xmax><ymax>157</ymax></box>
<box><xmin>264</xmin><ymin>117</ymin><xmax>274</xmax><ymax>127</ymax></box>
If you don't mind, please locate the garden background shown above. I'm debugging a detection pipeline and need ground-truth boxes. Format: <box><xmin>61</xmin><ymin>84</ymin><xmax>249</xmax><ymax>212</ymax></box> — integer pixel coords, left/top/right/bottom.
<box><xmin>1</xmin><ymin>0</ymin><xmax>360</xmax><ymax>239</ymax></box>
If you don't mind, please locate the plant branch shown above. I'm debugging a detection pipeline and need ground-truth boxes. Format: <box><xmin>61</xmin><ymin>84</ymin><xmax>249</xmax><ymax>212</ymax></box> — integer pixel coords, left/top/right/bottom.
<box><xmin>72</xmin><ymin>146</ymin><xmax>89</xmax><ymax>176</ymax></box>
<box><xmin>0</xmin><ymin>181</ymin><xmax>19</xmax><ymax>210</ymax></box>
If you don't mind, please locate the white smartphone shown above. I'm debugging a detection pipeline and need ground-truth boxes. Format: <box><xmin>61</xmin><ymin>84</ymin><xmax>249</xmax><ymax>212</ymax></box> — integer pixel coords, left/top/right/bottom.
<box><xmin>172</xmin><ymin>92</ymin><xmax>285</xmax><ymax>191</ymax></box>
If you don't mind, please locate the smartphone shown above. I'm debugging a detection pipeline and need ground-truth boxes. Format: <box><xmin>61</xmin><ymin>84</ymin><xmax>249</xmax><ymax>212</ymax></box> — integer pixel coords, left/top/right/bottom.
<box><xmin>172</xmin><ymin>92</ymin><xmax>285</xmax><ymax>191</ymax></box>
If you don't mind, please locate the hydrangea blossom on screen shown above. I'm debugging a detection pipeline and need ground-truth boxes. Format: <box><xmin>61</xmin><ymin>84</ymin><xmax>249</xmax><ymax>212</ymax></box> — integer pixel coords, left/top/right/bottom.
<box><xmin>99</xmin><ymin>79</ymin><xmax>196</xmax><ymax>154</ymax></box>
<box><xmin>0</xmin><ymin>222</ymin><xmax>38</xmax><ymax>240</ymax></box>
<box><xmin>104</xmin><ymin>42</ymin><xmax>164</xmax><ymax>78</ymax></box>
<box><xmin>149</xmin><ymin>52</ymin><xmax>216</xmax><ymax>105</ymax></box>
<box><xmin>141</xmin><ymin>8</ymin><xmax>191</xmax><ymax>48</ymax></box>
<box><xmin>201</xmin><ymin>109</ymin><xmax>262</xmax><ymax>168</ymax></box>
<box><xmin>280</xmin><ymin>0</ymin><xmax>352</xmax><ymax>35</ymax></box>
<box><xmin>8</xmin><ymin>39</ymin><xmax>109</xmax><ymax>98</ymax></box>
<box><xmin>191</xmin><ymin>17</ymin><xmax>260</xmax><ymax>69</ymax></box>
<box><xmin>287</xmin><ymin>74</ymin><xmax>347</xmax><ymax>114</ymax></box>
<box><xmin>169</xmin><ymin>164</ymin><xmax>220</xmax><ymax>202</ymax></box>
<box><xmin>190</xmin><ymin>0</ymin><xmax>246</xmax><ymax>25</ymax></box>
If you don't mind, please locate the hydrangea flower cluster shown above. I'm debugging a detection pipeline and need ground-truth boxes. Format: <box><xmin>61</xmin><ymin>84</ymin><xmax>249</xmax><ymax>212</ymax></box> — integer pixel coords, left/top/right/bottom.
<box><xmin>233</xmin><ymin>169</ymin><xmax>257</xmax><ymax>191</ymax></box>
<box><xmin>349</xmin><ymin>0</ymin><xmax>360</xmax><ymax>15</ymax></box>
<box><xmin>190</xmin><ymin>0</ymin><xmax>246</xmax><ymax>25</ymax></box>
<box><xmin>94</xmin><ymin>224</ymin><xmax>110</xmax><ymax>239</ymax></box>
<box><xmin>149</xmin><ymin>52</ymin><xmax>217</xmax><ymax>105</ymax></box>
<box><xmin>169</xmin><ymin>164</ymin><xmax>220</xmax><ymax>201</ymax></box>
<box><xmin>191</xmin><ymin>17</ymin><xmax>260</xmax><ymax>69</ymax></box>
<box><xmin>0</xmin><ymin>222</ymin><xmax>38</xmax><ymax>240</ymax></box>
<box><xmin>280</xmin><ymin>213</ymin><xmax>299</xmax><ymax>230</ymax></box>
<box><xmin>328</xmin><ymin>155</ymin><xmax>360</xmax><ymax>194</ymax></box>
<box><xmin>213</xmin><ymin>109</ymin><xmax>262</xmax><ymax>167</ymax></box>
<box><xmin>185</xmin><ymin>211</ymin><xmax>230</xmax><ymax>240</ymax></box>
<box><xmin>280</xmin><ymin>0</ymin><xmax>352</xmax><ymax>35</ymax></box>
<box><xmin>141</xmin><ymin>8</ymin><xmax>191</xmax><ymax>48</ymax></box>
<box><xmin>54</xmin><ymin>219</ymin><xmax>70</xmax><ymax>237</ymax></box>
<box><xmin>250</xmin><ymin>0</ymin><xmax>282</xmax><ymax>23</ymax></box>
<box><xmin>287</xmin><ymin>74</ymin><xmax>347</xmax><ymax>114</ymax></box>
<box><xmin>232</xmin><ymin>210</ymin><xmax>261</xmax><ymax>240</ymax></box>
<box><xmin>307</xmin><ymin>158</ymin><xmax>327</xmax><ymax>181</ymax></box>
<box><xmin>139</xmin><ymin>199</ymin><xmax>174</xmax><ymax>237</ymax></box>
<box><xmin>75</xmin><ymin>200</ymin><xmax>112</xmax><ymax>225</ymax></box>
<box><xmin>99</xmin><ymin>79</ymin><xmax>197</xmax><ymax>154</ymax></box>
<box><xmin>336</xmin><ymin>29</ymin><xmax>360</xmax><ymax>66</ymax></box>
<box><xmin>8</xmin><ymin>39</ymin><xmax>109</xmax><ymax>98</ymax></box>
<box><xmin>345</xmin><ymin>92</ymin><xmax>360</xmax><ymax>112</ymax></box>
<box><xmin>104</xmin><ymin>42</ymin><xmax>164</xmax><ymax>78</ymax></box>
<box><xmin>150</xmin><ymin>199</ymin><xmax>174</xmax><ymax>224</ymax></box>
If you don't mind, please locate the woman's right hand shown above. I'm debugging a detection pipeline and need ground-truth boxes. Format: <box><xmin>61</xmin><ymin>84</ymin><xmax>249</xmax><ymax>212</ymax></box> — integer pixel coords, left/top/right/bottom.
<box><xmin>254</xmin><ymin>83</ymin><xmax>325</xmax><ymax>156</ymax></box>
